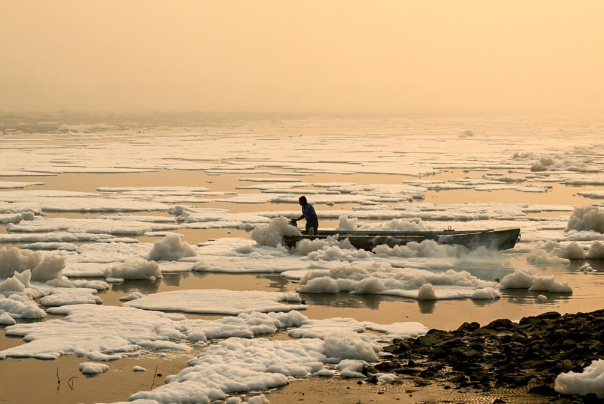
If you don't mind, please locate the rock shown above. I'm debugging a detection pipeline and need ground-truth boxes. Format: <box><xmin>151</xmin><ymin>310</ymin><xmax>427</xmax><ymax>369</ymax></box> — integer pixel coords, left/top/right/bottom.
<box><xmin>419</xmin><ymin>366</ymin><xmax>440</xmax><ymax>378</ymax></box>
<box><xmin>377</xmin><ymin>309</ymin><xmax>604</xmax><ymax>400</ymax></box>
<box><xmin>395</xmin><ymin>368</ymin><xmax>421</xmax><ymax>375</ymax></box>
<box><xmin>535</xmin><ymin>311</ymin><xmax>562</xmax><ymax>320</ymax></box>
<box><xmin>413</xmin><ymin>378</ymin><xmax>430</xmax><ymax>387</ymax></box>
<box><xmin>415</xmin><ymin>330</ymin><xmax>448</xmax><ymax>347</ymax></box>
<box><xmin>583</xmin><ymin>392</ymin><xmax>600</xmax><ymax>404</ymax></box>
<box><xmin>484</xmin><ymin>318</ymin><xmax>515</xmax><ymax>331</ymax></box>
<box><xmin>559</xmin><ymin>359</ymin><xmax>574</xmax><ymax>371</ymax></box>
<box><xmin>473</xmin><ymin>327</ymin><xmax>499</xmax><ymax>336</ymax></box>
<box><xmin>563</xmin><ymin>339</ymin><xmax>577</xmax><ymax>347</ymax></box>
<box><xmin>447</xmin><ymin>375</ymin><xmax>468</xmax><ymax>383</ymax></box>
<box><xmin>366</xmin><ymin>375</ymin><xmax>378</xmax><ymax>384</ymax></box>
<box><xmin>372</xmin><ymin>362</ymin><xmax>390</xmax><ymax>372</ymax></box>
<box><xmin>527</xmin><ymin>384</ymin><xmax>556</xmax><ymax>396</ymax></box>
<box><xmin>457</xmin><ymin>321</ymin><xmax>480</xmax><ymax>333</ymax></box>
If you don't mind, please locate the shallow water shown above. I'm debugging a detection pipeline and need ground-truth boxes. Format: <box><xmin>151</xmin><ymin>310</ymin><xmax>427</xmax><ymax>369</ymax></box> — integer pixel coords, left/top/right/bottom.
<box><xmin>1</xmin><ymin>118</ymin><xmax>603</xmax><ymax>403</ymax></box>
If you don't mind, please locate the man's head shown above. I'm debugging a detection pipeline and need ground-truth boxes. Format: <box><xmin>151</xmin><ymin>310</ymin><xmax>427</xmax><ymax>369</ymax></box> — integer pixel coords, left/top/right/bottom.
<box><xmin>298</xmin><ymin>196</ymin><xmax>307</xmax><ymax>206</ymax></box>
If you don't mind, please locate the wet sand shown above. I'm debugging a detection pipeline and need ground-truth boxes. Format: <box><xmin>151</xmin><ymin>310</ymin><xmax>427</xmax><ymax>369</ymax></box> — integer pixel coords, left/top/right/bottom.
<box><xmin>263</xmin><ymin>377</ymin><xmax>551</xmax><ymax>404</ymax></box>
<box><xmin>0</xmin><ymin>351</ymin><xmax>199</xmax><ymax>404</ymax></box>
<box><xmin>0</xmin><ymin>167</ymin><xmax>602</xmax><ymax>403</ymax></box>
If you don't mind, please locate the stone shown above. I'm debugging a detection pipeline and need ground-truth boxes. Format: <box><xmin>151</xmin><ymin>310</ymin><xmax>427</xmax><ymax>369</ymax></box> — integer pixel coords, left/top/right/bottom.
<box><xmin>374</xmin><ymin>310</ymin><xmax>604</xmax><ymax>400</ymax></box>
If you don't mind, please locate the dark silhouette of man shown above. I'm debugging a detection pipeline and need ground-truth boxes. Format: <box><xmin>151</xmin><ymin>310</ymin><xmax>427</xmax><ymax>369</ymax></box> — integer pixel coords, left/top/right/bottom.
<box><xmin>292</xmin><ymin>196</ymin><xmax>319</xmax><ymax>235</ymax></box>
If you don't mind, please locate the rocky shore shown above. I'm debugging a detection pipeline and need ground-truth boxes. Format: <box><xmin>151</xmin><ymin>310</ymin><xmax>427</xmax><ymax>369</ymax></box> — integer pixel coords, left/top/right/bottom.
<box><xmin>367</xmin><ymin>310</ymin><xmax>604</xmax><ymax>403</ymax></box>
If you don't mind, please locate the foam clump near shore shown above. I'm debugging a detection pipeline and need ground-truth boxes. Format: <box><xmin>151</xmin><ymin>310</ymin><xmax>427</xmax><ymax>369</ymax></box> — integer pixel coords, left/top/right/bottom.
<box><xmin>251</xmin><ymin>216</ymin><xmax>302</xmax><ymax>248</ymax></box>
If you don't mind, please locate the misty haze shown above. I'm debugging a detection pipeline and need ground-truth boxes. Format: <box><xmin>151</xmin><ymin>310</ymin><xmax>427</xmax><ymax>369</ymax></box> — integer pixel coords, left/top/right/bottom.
<box><xmin>1</xmin><ymin>2</ymin><xmax>604</xmax><ymax>404</ymax></box>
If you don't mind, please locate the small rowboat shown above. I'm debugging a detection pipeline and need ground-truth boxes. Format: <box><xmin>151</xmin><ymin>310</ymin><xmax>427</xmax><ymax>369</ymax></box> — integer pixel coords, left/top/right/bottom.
<box><xmin>282</xmin><ymin>228</ymin><xmax>521</xmax><ymax>251</ymax></box>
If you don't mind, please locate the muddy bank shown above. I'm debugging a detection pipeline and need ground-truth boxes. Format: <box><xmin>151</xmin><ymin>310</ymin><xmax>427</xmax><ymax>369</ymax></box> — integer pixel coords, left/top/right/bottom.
<box><xmin>367</xmin><ymin>310</ymin><xmax>604</xmax><ymax>403</ymax></box>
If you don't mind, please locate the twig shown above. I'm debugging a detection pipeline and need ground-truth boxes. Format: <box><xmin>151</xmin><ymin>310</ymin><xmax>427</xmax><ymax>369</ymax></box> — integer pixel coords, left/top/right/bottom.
<box><xmin>68</xmin><ymin>376</ymin><xmax>78</xmax><ymax>390</ymax></box>
<box><xmin>56</xmin><ymin>367</ymin><xmax>61</xmax><ymax>393</ymax></box>
<box><xmin>150</xmin><ymin>366</ymin><xmax>158</xmax><ymax>389</ymax></box>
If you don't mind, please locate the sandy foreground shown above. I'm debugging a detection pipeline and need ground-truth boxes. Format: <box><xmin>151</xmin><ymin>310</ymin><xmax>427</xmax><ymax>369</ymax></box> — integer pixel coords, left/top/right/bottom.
<box><xmin>0</xmin><ymin>355</ymin><xmax>550</xmax><ymax>404</ymax></box>
<box><xmin>263</xmin><ymin>377</ymin><xmax>550</xmax><ymax>404</ymax></box>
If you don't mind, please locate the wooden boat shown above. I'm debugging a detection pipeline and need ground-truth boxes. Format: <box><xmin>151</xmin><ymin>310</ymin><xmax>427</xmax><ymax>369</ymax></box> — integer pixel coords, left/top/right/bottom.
<box><xmin>282</xmin><ymin>227</ymin><xmax>521</xmax><ymax>251</ymax></box>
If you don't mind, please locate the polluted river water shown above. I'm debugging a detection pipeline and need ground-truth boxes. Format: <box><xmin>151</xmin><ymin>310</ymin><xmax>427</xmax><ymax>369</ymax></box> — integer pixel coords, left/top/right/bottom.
<box><xmin>0</xmin><ymin>117</ymin><xmax>603</xmax><ymax>403</ymax></box>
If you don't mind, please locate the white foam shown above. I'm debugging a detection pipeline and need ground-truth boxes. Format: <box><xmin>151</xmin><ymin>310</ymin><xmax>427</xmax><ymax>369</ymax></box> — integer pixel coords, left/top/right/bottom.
<box><xmin>79</xmin><ymin>361</ymin><xmax>109</xmax><ymax>375</ymax></box>
<box><xmin>0</xmin><ymin>292</ymin><xmax>46</xmax><ymax>320</ymax></box>
<box><xmin>106</xmin><ymin>259</ymin><xmax>162</xmax><ymax>281</ymax></box>
<box><xmin>0</xmin><ymin>312</ymin><xmax>16</xmax><ymax>325</ymax></box>
<box><xmin>297</xmin><ymin>262</ymin><xmax>499</xmax><ymax>300</ymax></box>
<box><xmin>8</xmin><ymin>217</ymin><xmax>178</xmax><ymax>236</ymax></box>
<box><xmin>578</xmin><ymin>191</ymin><xmax>604</xmax><ymax>200</ymax></box>
<box><xmin>1</xmin><ymin>305</ymin><xmax>190</xmax><ymax>360</ymax></box>
<box><xmin>123</xmin><ymin>289</ymin><xmax>306</xmax><ymax>315</ymax></box>
<box><xmin>173</xmin><ymin>206</ymin><xmax>271</xmax><ymax>230</ymax></box>
<box><xmin>0</xmin><ymin>232</ymin><xmax>124</xmax><ymax>244</ymax></box>
<box><xmin>130</xmin><ymin>338</ymin><xmax>323</xmax><ymax>403</ymax></box>
<box><xmin>527</xmin><ymin>240</ymin><xmax>604</xmax><ymax>266</ymax></box>
<box><xmin>499</xmin><ymin>270</ymin><xmax>573</xmax><ymax>293</ymax></box>
<box><xmin>0</xmin><ymin>193</ymin><xmax>169</xmax><ymax>213</ymax></box>
<box><xmin>250</xmin><ymin>216</ymin><xmax>301</xmax><ymax>248</ymax></box>
<box><xmin>148</xmin><ymin>233</ymin><xmax>197</xmax><ymax>261</ymax></box>
<box><xmin>556</xmin><ymin>359</ymin><xmax>604</xmax><ymax>398</ymax></box>
<box><xmin>0</xmin><ymin>247</ymin><xmax>65</xmax><ymax>281</ymax></box>
<box><xmin>567</xmin><ymin>206</ymin><xmax>604</xmax><ymax>233</ymax></box>
<box><xmin>39</xmin><ymin>287</ymin><xmax>102</xmax><ymax>307</ymax></box>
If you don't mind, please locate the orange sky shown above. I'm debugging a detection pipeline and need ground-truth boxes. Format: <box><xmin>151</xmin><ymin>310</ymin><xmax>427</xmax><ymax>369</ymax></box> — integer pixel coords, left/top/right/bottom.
<box><xmin>1</xmin><ymin>1</ymin><xmax>603</xmax><ymax>116</ymax></box>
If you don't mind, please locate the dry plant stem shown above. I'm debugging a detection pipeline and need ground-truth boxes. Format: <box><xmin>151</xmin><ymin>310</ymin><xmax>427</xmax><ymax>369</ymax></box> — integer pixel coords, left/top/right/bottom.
<box><xmin>151</xmin><ymin>366</ymin><xmax>158</xmax><ymax>389</ymax></box>
<box><xmin>68</xmin><ymin>376</ymin><xmax>77</xmax><ymax>390</ymax></box>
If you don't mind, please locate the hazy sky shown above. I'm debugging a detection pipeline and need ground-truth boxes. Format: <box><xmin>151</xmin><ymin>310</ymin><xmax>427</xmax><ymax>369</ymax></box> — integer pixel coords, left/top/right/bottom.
<box><xmin>1</xmin><ymin>1</ymin><xmax>603</xmax><ymax>116</ymax></box>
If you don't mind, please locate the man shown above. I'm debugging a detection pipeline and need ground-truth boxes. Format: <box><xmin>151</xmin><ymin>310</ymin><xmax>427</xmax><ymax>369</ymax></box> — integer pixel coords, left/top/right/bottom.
<box><xmin>292</xmin><ymin>196</ymin><xmax>319</xmax><ymax>235</ymax></box>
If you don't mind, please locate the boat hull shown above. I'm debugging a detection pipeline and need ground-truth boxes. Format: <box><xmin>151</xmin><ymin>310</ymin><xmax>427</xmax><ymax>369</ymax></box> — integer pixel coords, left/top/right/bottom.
<box><xmin>282</xmin><ymin>228</ymin><xmax>520</xmax><ymax>251</ymax></box>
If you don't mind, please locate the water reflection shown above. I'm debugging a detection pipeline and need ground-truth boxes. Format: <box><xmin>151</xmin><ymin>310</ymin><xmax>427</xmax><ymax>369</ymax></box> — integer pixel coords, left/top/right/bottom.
<box><xmin>256</xmin><ymin>274</ymin><xmax>290</xmax><ymax>291</ymax></box>
<box><xmin>470</xmin><ymin>298</ymin><xmax>499</xmax><ymax>308</ymax></box>
<box><xmin>155</xmin><ymin>272</ymin><xmax>295</xmax><ymax>293</ymax></box>
<box><xmin>501</xmin><ymin>289</ymin><xmax>572</xmax><ymax>306</ymax></box>
<box><xmin>587</xmin><ymin>260</ymin><xmax>604</xmax><ymax>272</ymax></box>
<box><xmin>567</xmin><ymin>260</ymin><xmax>604</xmax><ymax>272</ymax></box>
<box><xmin>417</xmin><ymin>300</ymin><xmax>436</xmax><ymax>314</ymax></box>
<box><xmin>299</xmin><ymin>292</ymin><xmax>384</xmax><ymax>310</ymax></box>
<box><xmin>162</xmin><ymin>273</ymin><xmax>186</xmax><ymax>287</ymax></box>
<box><xmin>456</xmin><ymin>261</ymin><xmax>515</xmax><ymax>282</ymax></box>
<box><xmin>109</xmin><ymin>278</ymin><xmax>162</xmax><ymax>294</ymax></box>
<box><xmin>417</xmin><ymin>295</ymin><xmax>499</xmax><ymax>313</ymax></box>
<box><xmin>281</xmin><ymin>289</ymin><xmax>508</xmax><ymax>313</ymax></box>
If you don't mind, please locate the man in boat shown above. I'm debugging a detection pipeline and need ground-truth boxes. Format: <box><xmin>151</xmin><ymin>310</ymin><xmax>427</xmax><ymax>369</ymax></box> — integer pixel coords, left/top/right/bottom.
<box><xmin>292</xmin><ymin>196</ymin><xmax>319</xmax><ymax>235</ymax></box>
